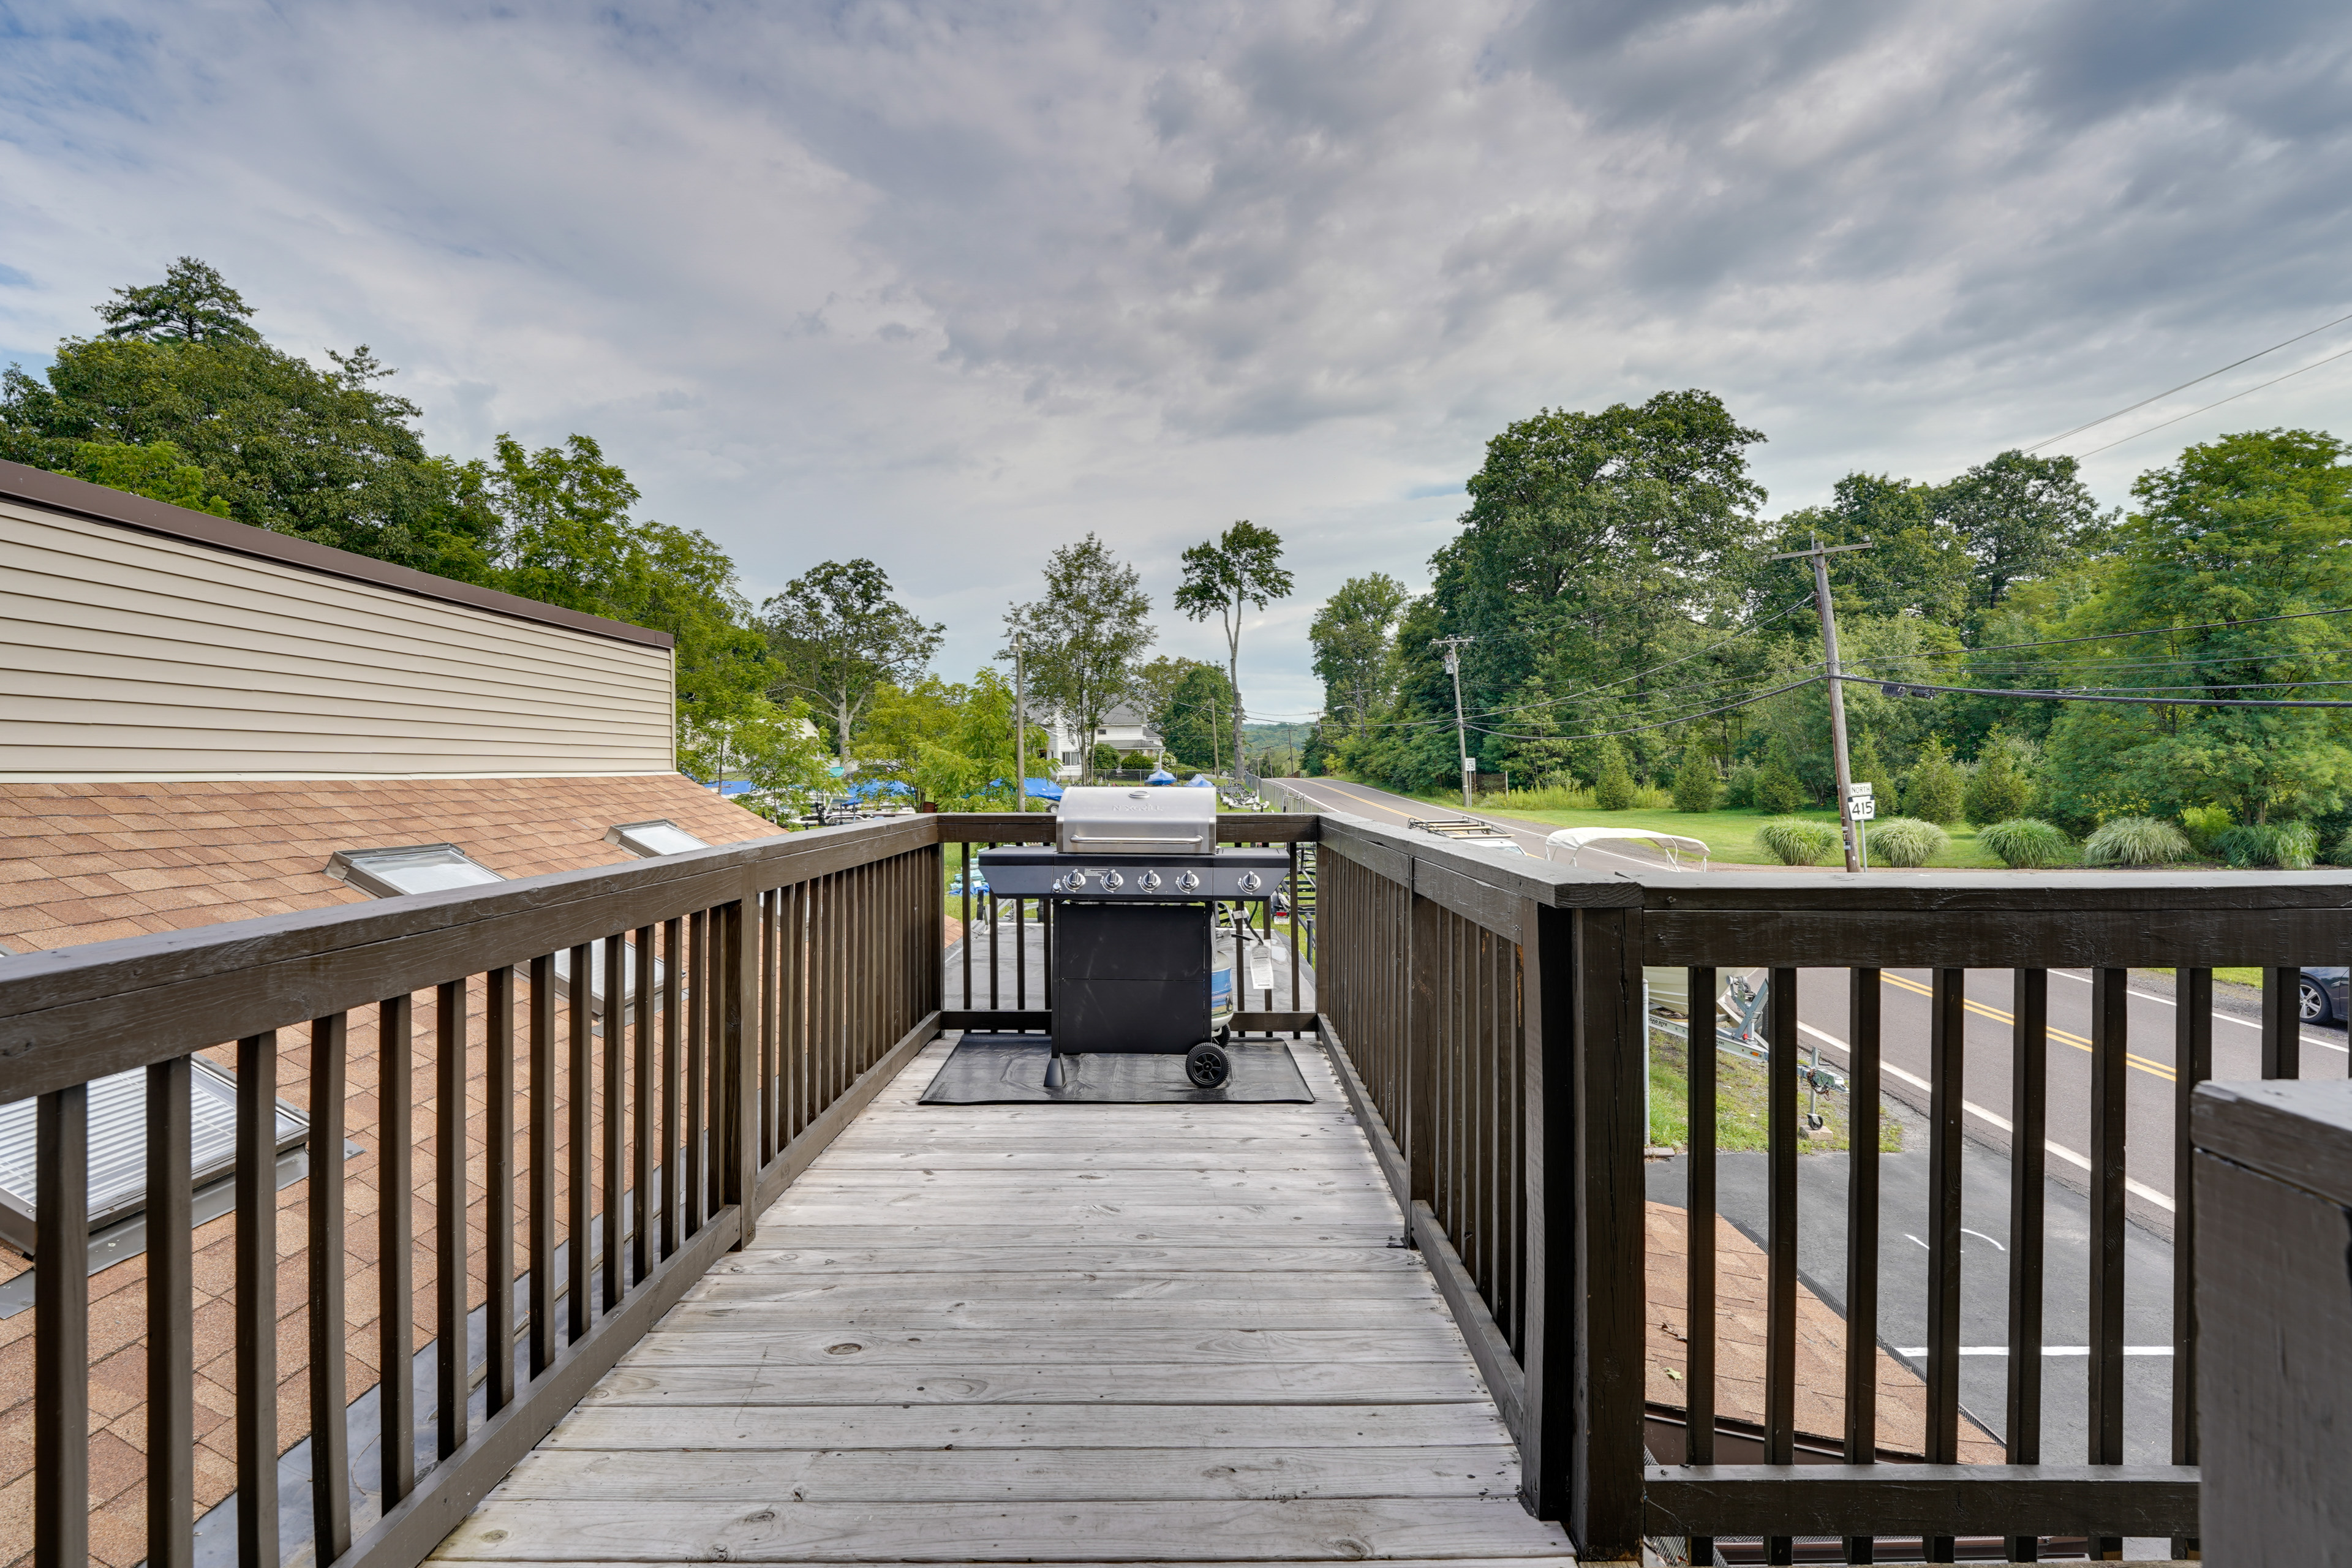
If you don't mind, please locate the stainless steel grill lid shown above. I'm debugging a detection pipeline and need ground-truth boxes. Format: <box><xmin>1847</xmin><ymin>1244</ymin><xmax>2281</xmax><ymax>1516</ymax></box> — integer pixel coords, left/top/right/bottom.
<box><xmin>1054</xmin><ymin>786</ymin><xmax>1216</xmax><ymax>856</ymax></box>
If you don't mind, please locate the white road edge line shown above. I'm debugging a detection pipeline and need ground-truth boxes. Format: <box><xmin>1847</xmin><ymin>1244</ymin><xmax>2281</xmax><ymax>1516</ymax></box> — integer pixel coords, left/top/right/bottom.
<box><xmin>1795</xmin><ymin>1019</ymin><xmax>2177</xmax><ymax>1213</ymax></box>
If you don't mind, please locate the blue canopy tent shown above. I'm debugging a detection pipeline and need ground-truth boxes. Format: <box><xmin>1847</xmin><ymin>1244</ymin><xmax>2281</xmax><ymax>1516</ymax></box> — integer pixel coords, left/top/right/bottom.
<box><xmin>1186</xmin><ymin>774</ymin><xmax>1216</xmax><ymax>788</ymax></box>
<box><xmin>1023</xmin><ymin>777</ymin><xmax>1065</xmax><ymax>801</ymax></box>
<box><xmin>1146</xmin><ymin>768</ymin><xmax>1175</xmax><ymax>785</ymax></box>
<box><xmin>844</xmin><ymin>778</ymin><xmax>914</xmax><ymax>802</ymax></box>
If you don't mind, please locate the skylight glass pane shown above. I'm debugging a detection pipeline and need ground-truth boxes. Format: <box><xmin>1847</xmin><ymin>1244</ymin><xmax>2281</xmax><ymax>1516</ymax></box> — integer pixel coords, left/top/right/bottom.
<box><xmin>350</xmin><ymin>845</ymin><xmax>505</xmax><ymax>895</ymax></box>
<box><xmin>0</xmin><ymin>1060</ymin><xmax>307</xmax><ymax>1238</ymax></box>
<box><xmin>609</xmin><ymin>820</ymin><xmax>711</xmax><ymax>857</ymax></box>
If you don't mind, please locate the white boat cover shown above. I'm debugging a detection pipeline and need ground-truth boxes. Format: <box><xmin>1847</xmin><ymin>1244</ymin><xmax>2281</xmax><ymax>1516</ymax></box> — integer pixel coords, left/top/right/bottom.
<box><xmin>1542</xmin><ymin>826</ymin><xmax>1711</xmax><ymax>870</ymax></box>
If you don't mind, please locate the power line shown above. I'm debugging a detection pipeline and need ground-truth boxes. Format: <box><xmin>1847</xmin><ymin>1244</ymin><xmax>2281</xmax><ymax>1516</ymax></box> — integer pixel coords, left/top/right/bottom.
<box><xmin>1950</xmin><ymin>603</ymin><xmax>2352</xmax><ymax>657</ymax></box>
<box><xmin>1841</xmin><ymin>674</ymin><xmax>2352</xmax><ymax>710</ymax></box>
<box><xmin>1468</xmin><ymin>676</ymin><xmax>1825</xmax><ymax>743</ymax></box>
<box><xmin>2026</xmin><ymin>307</ymin><xmax>2352</xmax><ymax>453</ymax></box>
<box><xmin>2073</xmin><ymin>341</ymin><xmax>2352</xmax><ymax>459</ymax></box>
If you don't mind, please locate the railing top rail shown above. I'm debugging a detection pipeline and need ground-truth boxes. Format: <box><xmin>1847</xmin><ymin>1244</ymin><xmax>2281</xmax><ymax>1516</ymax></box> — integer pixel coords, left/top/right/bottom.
<box><xmin>0</xmin><ymin>815</ymin><xmax>938</xmax><ymax>1102</ymax></box>
<box><xmin>1643</xmin><ymin>865</ymin><xmax>2352</xmax><ymax>911</ymax></box>
<box><xmin>933</xmin><ymin>811</ymin><xmax>1322</xmax><ymax>844</ymax></box>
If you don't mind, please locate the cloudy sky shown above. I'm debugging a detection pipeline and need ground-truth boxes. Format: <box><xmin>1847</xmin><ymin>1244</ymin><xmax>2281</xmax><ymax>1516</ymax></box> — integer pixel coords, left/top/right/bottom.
<box><xmin>5</xmin><ymin>1</ymin><xmax>2350</xmax><ymax>718</ymax></box>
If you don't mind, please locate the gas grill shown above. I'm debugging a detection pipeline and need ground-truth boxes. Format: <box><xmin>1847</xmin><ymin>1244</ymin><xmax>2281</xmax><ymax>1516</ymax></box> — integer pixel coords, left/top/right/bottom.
<box><xmin>978</xmin><ymin>787</ymin><xmax>1289</xmax><ymax>1088</ymax></box>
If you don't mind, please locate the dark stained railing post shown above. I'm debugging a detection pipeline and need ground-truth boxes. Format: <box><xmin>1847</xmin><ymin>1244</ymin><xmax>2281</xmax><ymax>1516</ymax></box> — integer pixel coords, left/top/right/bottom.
<box><xmin>34</xmin><ymin>1083</ymin><xmax>89</xmax><ymax>1568</ymax></box>
<box><xmin>726</xmin><ymin>892</ymin><xmax>758</xmax><ymax>1245</ymax></box>
<box><xmin>1518</xmin><ymin>898</ymin><xmax>1574</xmax><ymax>1524</ymax></box>
<box><xmin>235</xmin><ymin>1029</ymin><xmax>279</xmax><ymax>1567</ymax></box>
<box><xmin>151</xmin><ymin>1052</ymin><xmax>198</xmax><ymax>1568</ymax></box>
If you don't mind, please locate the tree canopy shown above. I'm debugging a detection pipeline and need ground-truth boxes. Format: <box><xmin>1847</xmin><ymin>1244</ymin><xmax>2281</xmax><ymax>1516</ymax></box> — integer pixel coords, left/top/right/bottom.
<box><xmin>1015</xmin><ymin>533</ymin><xmax>1155</xmax><ymax>782</ymax></box>
<box><xmin>1175</xmin><ymin>519</ymin><xmax>1293</xmax><ymax>775</ymax></box>
<box><xmin>762</xmin><ymin>559</ymin><xmax>945</xmax><ymax>772</ymax></box>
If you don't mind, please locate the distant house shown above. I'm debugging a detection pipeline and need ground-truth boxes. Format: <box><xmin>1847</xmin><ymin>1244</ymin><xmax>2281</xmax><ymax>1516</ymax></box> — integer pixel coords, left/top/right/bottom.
<box><xmin>0</xmin><ymin>458</ymin><xmax>778</xmax><ymax>1553</ymax></box>
<box><xmin>1017</xmin><ymin>698</ymin><xmax>1161</xmax><ymax>779</ymax></box>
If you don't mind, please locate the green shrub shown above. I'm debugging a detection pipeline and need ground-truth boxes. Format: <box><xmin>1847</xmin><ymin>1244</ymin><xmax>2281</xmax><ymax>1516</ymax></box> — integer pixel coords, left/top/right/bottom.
<box><xmin>2082</xmin><ymin>815</ymin><xmax>2192</xmax><ymax>867</ymax></box>
<box><xmin>1867</xmin><ymin>816</ymin><xmax>1949</xmax><ymax>867</ymax></box>
<box><xmin>1501</xmin><ymin>782</ymin><xmax>1597</xmax><ymax>810</ymax></box>
<box><xmin>1672</xmin><ymin>760</ymin><xmax>1720</xmax><ymax>813</ymax></box>
<box><xmin>1903</xmin><ymin>736</ymin><xmax>1966</xmax><ymax>825</ymax></box>
<box><xmin>1755</xmin><ymin>738</ymin><xmax>1806</xmax><ymax>814</ymax></box>
<box><xmin>1849</xmin><ymin>731</ymin><xmax>1901</xmax><ymax>809</ymax></box>
<box><xmin>1757</xmin><ymin>817</ymin><xmax>1840</xmax><ymax>865</ymax></box>
<box><xmin>1962</xmin><ymin>737</ymin><xmax>2035</xmax><ymax>826</ymax></box>
<box><xmin>1978</xmin><ymin>818</ymin><xmax>2076</xmax><ymax>869</ymax></box>
<box><xmin>2214</xmin><ymin>821</ymin><xmax>2319</xmax><ymax>870</ymax></box>
<box><xmin>1594</xmin><ymin>739</ymin><xmax>1638</xmax><ymax>810</ymax></box>
<box><xmin>1723</xmin><ymin>761</ymin><xmax>1760</xmax><ymax>809</ymax></box>
<box><xmin>2179</xmin><ymin>804</ymin><xmax>2231</xmax><ymax>854</ymax></box>
<box><xmin>2333</xmin><ymin>826</ymin><xmax>2352</xmax><ymax>867</ymax></box>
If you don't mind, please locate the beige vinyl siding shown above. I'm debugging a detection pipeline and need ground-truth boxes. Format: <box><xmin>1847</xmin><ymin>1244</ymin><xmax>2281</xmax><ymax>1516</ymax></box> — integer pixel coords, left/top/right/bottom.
<box><xmin>0</xmin><ymin>500</ymin><xmax>677</xmax><ymax>780</ymax></box>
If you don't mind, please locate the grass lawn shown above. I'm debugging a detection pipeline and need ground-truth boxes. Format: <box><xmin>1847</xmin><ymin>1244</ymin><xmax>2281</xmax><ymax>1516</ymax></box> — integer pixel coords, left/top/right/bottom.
<box><xmin>1396</xmin><ymin>789</ymin><xmax>2003</xmax><ymax>869</ymax></box>
<box><xmin>1645</xmin><ymin>1030</ymin><xmax>1904</xmax><ymax>1153</ymax></box>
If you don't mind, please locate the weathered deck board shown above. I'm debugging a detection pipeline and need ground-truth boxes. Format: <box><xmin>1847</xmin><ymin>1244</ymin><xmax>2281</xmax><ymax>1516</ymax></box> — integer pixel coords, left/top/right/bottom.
<box><xmin>432</xmin><ymin>1036</ymin><xmax>1572</xmax><ymax>1564</ymax></box>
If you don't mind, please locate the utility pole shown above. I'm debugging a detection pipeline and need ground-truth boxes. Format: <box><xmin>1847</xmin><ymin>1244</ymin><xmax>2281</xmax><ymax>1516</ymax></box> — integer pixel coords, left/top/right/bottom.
<box><xmin>1434</xmin><ymin>635</ymin><xmax>1476</xmax><ymax>808</ymax></box>
<box><xmin>1767</xmin><ymin>537</ymin><xmax>1873</xmax><ymax>873</ymax></box>
<box><xmin>1012</xmin><ymin>627</ymin><xmax>1028</xmax><ymax>814</ymax></box>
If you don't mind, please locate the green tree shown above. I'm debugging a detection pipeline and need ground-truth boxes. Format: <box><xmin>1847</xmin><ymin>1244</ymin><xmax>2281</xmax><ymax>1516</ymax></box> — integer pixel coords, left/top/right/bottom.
<box><xmin>2</xmin><ymin>259</ymin><xmax>497</xmax><ymax>576</ymax></box>
<box><xmin>1904</xmin><ymin>736</ymin><xmax>1966</xmax><ymax>824</ymax></box>
<box><xmin>70</xmin><ymin>440</ymin><xmax>230</xmax><ymax>516</ymax></box>
<box><xmin>1176</xmin><ymin>519</ymin><xmax>1294</xmax><ymax>775</ymax></box>
<box><xmin>763</xmin><ymin>559</ymin><xmax>945</xmax><ymax>772</ymax></box>
<box><xmin>1755</xmin><ymin>734</ymin><xmax>1806</xmax><ymax>814</ymax></box>
<box><xmin>2042</xmin><ymin>429</ymin><xmax>2352</xmax><ymax>825</ymax></box>
<box><xmin>1308</xmin><ymin>572</ymin><xmax>1410</xmax><ymax>734</ymax></box>
<box><xmin>1672</xmin><ymin>754</ymin><xmax>1720</xmax><ymax>812</ymax></box>
<box><xmin>1155</xmin><ymin>662</ymin><xmax>1238</xmax><ymax>771</ymax></box>
<box><xmin>1494</xmin><ymin>679</ymin><xmax>1577</xmax><ymax>784</ymax></box>
<box><xmin>1018</xmin><ymin>533</ymin><xmax>1155</xmax><ymax>782</ymax></box>
<box><xmin>96</xmin><ymin>256</ymin><xmax>265</xmax><ymax>344</ymax></box>
<box><xmin>1848</xmin><ymin>730</ymin><xmax>1901</xmax><ymax>809</ymax></box>
<box><xmin>1930</xmin><ymin>449</ymin><xmax>2116</xmax><ymax>624</ymax></box>
<box><xmin>1963</xmin><ymin>731</ymin><xmax>2037</xmax><ymax>825</ymax></box>
<box><xmin>1594</xmin><ymin>737</ymin><xmax>1638</xmax><ymax>810</ymax></box>
<box><xmin>1758</xmin><ymin>473</ymin><xmax>1971</xmax><ymax>627</ymax></box>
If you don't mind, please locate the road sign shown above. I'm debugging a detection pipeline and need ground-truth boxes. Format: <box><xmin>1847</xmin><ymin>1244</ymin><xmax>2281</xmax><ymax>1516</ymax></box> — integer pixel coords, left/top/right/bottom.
<box><xmin>1847</xmin><ymin>782</ymin><xmax>1873</xmax><ymax>799</ymax></box>
<box><xmin>1851</xmin><ymin>795</ymin><xmax>1876</xmax><ymax>821</ymax></box>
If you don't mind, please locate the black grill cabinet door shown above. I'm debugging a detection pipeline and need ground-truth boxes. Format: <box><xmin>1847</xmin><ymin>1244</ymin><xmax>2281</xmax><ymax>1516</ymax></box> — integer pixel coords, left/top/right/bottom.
<box><xmin>1051</xmin><ymin>902</ymin><xmax>1210</xmax><ymax>1054</ymax></box>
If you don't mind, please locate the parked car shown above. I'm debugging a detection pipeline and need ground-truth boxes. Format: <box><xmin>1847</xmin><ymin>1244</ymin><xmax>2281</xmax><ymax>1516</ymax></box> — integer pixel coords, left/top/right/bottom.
<box><xmin>2301</xmin><ymin>967</ymin><xmax>2349</xmax><ymax>1023</ymax></box>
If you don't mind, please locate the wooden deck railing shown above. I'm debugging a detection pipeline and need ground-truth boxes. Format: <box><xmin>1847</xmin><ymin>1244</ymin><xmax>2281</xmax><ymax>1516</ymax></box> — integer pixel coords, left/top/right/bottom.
<box><xmin>10</xmin><ymin>803</ymin><xmax>2343</xmax><ymax>1562</ymax></box>
<box><xmin>0</xmin><ymin>817</ymin><xmax>941</xmax><ymax>1568</ymax></box>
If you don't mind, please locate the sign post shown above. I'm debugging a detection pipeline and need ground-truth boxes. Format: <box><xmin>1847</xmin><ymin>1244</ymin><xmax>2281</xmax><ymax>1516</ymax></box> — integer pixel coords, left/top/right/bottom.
<box><xmin>1848</xmin><ymin>782</ymin><xmax>1875</xmax><ymax>868</ymax></box>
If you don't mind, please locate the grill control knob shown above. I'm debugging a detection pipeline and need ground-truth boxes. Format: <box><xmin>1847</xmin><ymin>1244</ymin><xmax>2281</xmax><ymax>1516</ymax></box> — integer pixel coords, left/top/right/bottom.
<box><xmin>1137</xmin><ymin>870</ymin><xmax>1162</xmax><ymax>891</ymax></box>
<box><xmin>1100</xmin><ymin>870</ymin><xmax>1123</xmax><ymax>891</ymax></box>
<box><xmin>1175</xmin><ymin>870</ymin><xmax>1201</xmax><ymax>893</ymax></box>
<box><xmin>1051</xmin><ymin>875</ymin><xmax>1068</xmax><ymax>893</ymax></box>
<box><xmin>1065</xmin><ymin>870</ymin><xmax>1088</xmax><ymax>890</ymax></box>
<box><xmin>1237</xmin><ymin>871</ymin><xmax>1263</xmax><ymax>894</ymax></box>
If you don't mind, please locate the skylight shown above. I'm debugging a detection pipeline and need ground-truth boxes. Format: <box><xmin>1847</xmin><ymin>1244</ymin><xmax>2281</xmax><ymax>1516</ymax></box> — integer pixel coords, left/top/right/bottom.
<box><xmin>606</xmin><ymin>820</ymin><xmax>711</xmax><ymax>858</ymax></box>
<box><xmin>325</xmin><ymin>843</ymin><xmax>504</xmax><ymax>897</ymax></box>
<box><xmin>0</xmin><ymin>1058</ymin><xmax>309</xmax><ymax>1254</ymax></box>
<box><xmin>324</xmin><ymin>843</ymin><xmax>649</xmax><ymax>1010</ymax></box>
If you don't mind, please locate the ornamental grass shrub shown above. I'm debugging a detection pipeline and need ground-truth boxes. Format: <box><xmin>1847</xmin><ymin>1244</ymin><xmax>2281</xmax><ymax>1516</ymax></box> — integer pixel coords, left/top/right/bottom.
<box><xmin>2082</xmin><ymin>815</ymin><xmax>2192</xmax><ymax>867</ymax></box>
<box><xmin>2214</xmin><ymin>821</ymin><xmax>2319</xmax><ymax>870</ymax></box>
<box><xmin>1757</xmin><ymin>817</ymin><xmax>1840</xmax><ymax>865</ymax></box>
<box><xmin>1978</xmin><ymin>818</ymin><xmax>2076</xmax><ymax>869</ymax></box>
<box><xmin>1867</xmin><ymin>816</ymin><xmax>1948</xmax><ymax>867</ymax></box>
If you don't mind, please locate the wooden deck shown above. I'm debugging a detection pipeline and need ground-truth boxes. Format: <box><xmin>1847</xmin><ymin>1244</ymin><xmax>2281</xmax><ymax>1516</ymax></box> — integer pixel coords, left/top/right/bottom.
<box><xmin>428</xmin><ymin>1035</ymin><xmax>1575</xmax><ymax>1564</ymax></box>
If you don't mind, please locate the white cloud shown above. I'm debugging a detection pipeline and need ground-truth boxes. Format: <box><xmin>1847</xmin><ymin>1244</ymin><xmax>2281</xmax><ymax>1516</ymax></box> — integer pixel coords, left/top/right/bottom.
<box><xmin>3</xmin><ymin>0</ymin><xmax>2348</xmax><ymax>719</ymax></box>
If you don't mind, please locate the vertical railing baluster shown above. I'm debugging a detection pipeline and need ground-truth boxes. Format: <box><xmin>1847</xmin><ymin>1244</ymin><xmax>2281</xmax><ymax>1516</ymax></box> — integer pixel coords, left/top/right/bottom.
<box><xmin>486</xmin><ymin>968</ymin><xmax>516</xmax><ymax>1414</ymax></box>
<box><xmin>2171</xmin><ymin>966</ymin><xmax>2212</xmax><ymax>1563</ymax></box>
<box><xmin>568</xmin><ymin>943</ymin><xmax>594</xmax><ymax>1344</ymax></box>
<box><xmin>987</xmin><ymin>872</ymin><xmax>1000</xmax><ymax>1012</ymax></box>
<box><xmin>1844</xmin><ymin>965</ymin><xmax>1882</xmax><ymax>1564</ymax></box>
<box><xmin>529</xmin><ymin>957</ymin><xmax>557</xmax><ymax>1376</ymax></box>
<box><xmin>1685</xmin><ymin>965</ymin><xmax>1716</xmax><ymax>1568</ymax></box>
<box><xmin>236</xmin><ymin>1030</ymin><xmax>280</xmax><ymax>1565</ymax></box>
<box><xmin>2005</xmin><ymin>969</ymin><xmax>2048</xmax><ymax>1564</ymax></box>
<box><xmin>760</xmin><ymin>892</ymin><xmax>778</xmax><ymax>1166</ymax></box>
<box><xmin>1764</xmin><ymin>967</ymin><xmax>1798</xmax><ymax>1567</ymax></box>
<box><xmin>660</xmin><ymin>920</ymin><xmax>682</xmax><ymax>1259</ymax></box>
<box><xmin>687</xmin><ymin>913</ymin><xmax>708</xmax><ymax>1235</ymax></box>
<box><xmin>34</xmin><ymin>1082</ymin><xmax>89</xmax><ymax>1567</ymax></box>
<box><xmin>960</xmin><ymin>841</ymin><xmax>973</xmax><ymax>1010</ymax></box>
<box><xmin>2088</xmin><ymin>967</ymin><xmax>2128</xmax><ymax>1560</ymax></box>
<box><xmin>2261</xmin><ymin>965</ymin><xmax>2300</xmax><ymax>1079</ymax></box>
<box><xmin>380</xmin><ymin>993</ymin><xmax>417</xmax><ymax>1502</ymax></box>
<box><xmin>633</xmin><ymin>932</ymin><xmax>655</xmax><ymax>1286</ymax></box>
<box><xmin>1289</xmin><ymin>842</ymin><xmax>1303</xmax><ymax>1032</ymax></box>
<box><xmin>603</xmin><ymin>934</ymin><xmax>624</xmax><ymax>1310</ymax></box>
<box><xmin>437</xmin><ymin>979</ymin><xmax>469</xmax><ymax>1459</ymax></box>
<box><xmin>1925</xmin><ymin>970</ymin><xmax>1965</xmax><ymax>1563</ymax></box>
<box><xmin>726</xmin><ymin>895</ymin><xmax>756</xmax><ymax>1239</ymax></box>
<box><xmin>148</xmin><ymin>1050</ymin><xmax>197</xmax><ymax>1568</ymax></box>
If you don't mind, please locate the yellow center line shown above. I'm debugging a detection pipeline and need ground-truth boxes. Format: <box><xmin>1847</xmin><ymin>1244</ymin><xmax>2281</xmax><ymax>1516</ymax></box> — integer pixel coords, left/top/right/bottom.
<box><xmin>1880</xmin><ymin>972</ymin><xmax>2176</xmax><ymax>1082</ymax></box>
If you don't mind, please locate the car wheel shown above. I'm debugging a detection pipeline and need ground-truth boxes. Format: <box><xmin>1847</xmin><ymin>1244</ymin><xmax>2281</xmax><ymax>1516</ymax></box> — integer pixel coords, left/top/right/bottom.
<box><xmin>2300</xmin><ymin>976</ymin><xmax>2331</xmax><ymax>1024</ymax></box>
